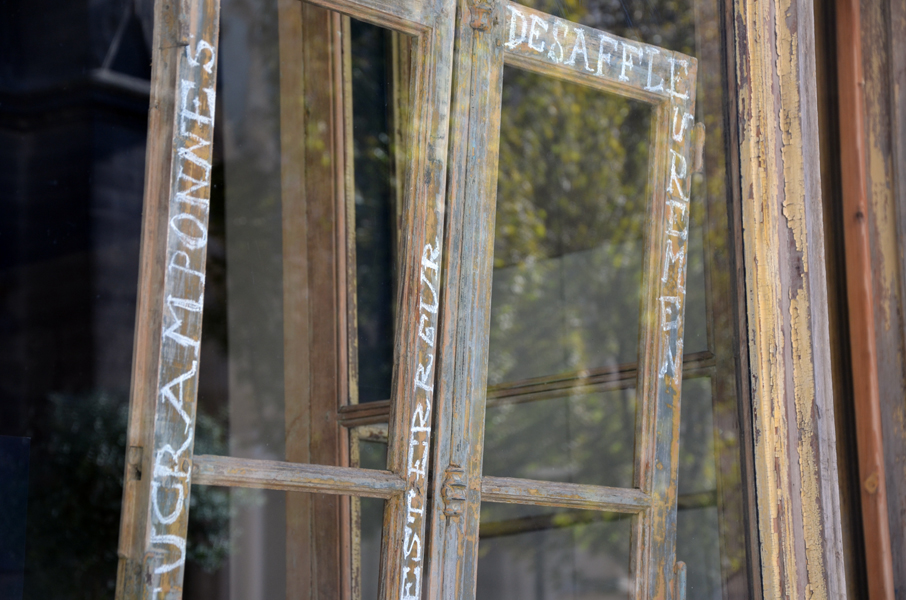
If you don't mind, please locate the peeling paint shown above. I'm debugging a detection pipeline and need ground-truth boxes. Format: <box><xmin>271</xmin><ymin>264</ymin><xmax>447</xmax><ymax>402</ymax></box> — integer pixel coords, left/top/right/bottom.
<box><xmin>790</xmin><ymin>288</ymin><xmax>828</xmax><ymax>600</ymax></box>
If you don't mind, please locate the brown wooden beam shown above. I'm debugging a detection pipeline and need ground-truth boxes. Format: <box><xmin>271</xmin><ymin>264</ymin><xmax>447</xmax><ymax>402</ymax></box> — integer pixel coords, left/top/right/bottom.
<box><xmin>834</xmin><ymin>0</ymin><xmax>896</xmax><ymax>596</ymax></box>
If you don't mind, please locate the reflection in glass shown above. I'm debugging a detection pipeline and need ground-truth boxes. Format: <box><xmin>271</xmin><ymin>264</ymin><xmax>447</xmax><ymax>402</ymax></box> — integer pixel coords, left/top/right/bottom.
<box><xmin>350</xmin><ymin>19</ymin><xmax>400</xmax><ymax>404</ymax></box>
<box><xmin>490</xmin><ymin>68</ymin><xmax>651</xmax><ymax>385</ymax></box>
<box><xmin>183</xmin><ymin>489</ymin><xmax>385</xmax><ymax>600</ymax></box>
<box><xmin>484</xmin><ymin>389</ymin><xmax>635</xmax><ymax>488</ymax></box>
<box><xmin>486</xmin><ymin>68</ymin><xmax>649</xmax><ymax>486</ymax></box>
<box><xmin>477</xmin><ymin>503</ymin><xmax>631</xmax><ymax>600</ymax></box>
<box><xmin>353</xmin><ymin>435</ymin><xmax>388</xmax><ymax>600</ymax></box>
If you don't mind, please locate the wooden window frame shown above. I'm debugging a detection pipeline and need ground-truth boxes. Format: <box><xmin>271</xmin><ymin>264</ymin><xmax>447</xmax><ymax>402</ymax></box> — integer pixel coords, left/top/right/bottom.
<box><xmin>114</xmin><ymin>0</ymin><xmax>849</xmax><ymax>598</ymax></box>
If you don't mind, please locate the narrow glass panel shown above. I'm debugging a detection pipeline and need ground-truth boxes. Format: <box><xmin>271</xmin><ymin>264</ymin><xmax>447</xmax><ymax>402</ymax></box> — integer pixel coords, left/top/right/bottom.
<box><xmin>477</xmin><ymin>503</ymin><xmax>632</xmax><ymax>600</ymax></box>
<box><xmin>350</xmin><ymin>19</ymin><xmax>401</xmax><ymax>404</ymax></box>
<box><xmin>485</xmin><ymin>67</ymin><xmax>649</xmax><ymax>485</ymax></box>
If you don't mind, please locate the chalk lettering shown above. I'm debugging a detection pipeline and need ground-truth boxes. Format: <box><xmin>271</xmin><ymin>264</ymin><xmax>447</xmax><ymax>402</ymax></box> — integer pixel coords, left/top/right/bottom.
<box><xmin>596</xmin><ymin>33</ymin><xmax>618</xmax><ymax>75</ymax></box>
<box><xmin>170</xmin><ymin>213</ymin><xmax>208</xmax><ymax>250</ymax></box>
<box><xmin>668</xmin><ymin>56</ymin><xmax>690</xmax><ymax>99</ymax></box>
<box><xmin>619</xmin><ymin>42</ymin><xmax>642</xmax><ymax>82</ymax></box>
<box><xmin>414</xmin><ymin>355</ymin><xmax>435</xmax><ymax>393</ymax></box>
<box><xmin>528</xmin><ymin>14</ymin><xmax>548</xmax><ymax>53</ymax></box>
<box><xmin>151</xmin><ymin>479</ymin><xmax>186</xmax><ymax>525</ymax></box>
<box><xmin>565</xmin><ymin>28</ymin><xmax>592</xmax><ymax>71</ymax></box>
<box><xmin>505</xmin><ymin>6</ymin><xmax>527</xmax><ymax>49</ymax></box>
<box><xmin>178</xmin><ymin>79</ymin><xmax>216</xmax><ymax>135</ymax></box>
<box><xmin>187</xmin><ymin>38</ymin><xmax>216</xmax><ymax>73</ymax></box>
<box><xmin>665</xmin><ymin>199</ymin><xmax>688</xmax><ymax>240</ymax></box>
<box><xmin>401</xmin><ymin>566</ymin><xmax>421</xmax><ymax>600</ymax></box>
<box><xmin>662</xmin><ymin>242</ymin><xmax>686</xmax><ymax>291</ymax></box>
<box><xmin>645</xmin><ymin>47</ymin><xmax>664</xmax><ymax>92</ymax></box>
<box><xmin>417</xmin><ymin>314</ymin><xmax>435</xmax><ymax>347</ymax></box>
<box><xmin>149</xmin><ymin>534</ymin><xmax>187</xmax><ymax>574</ymax></box>
<box><xmin>547</xmin><ymin>21</ymin><xmax>566</xmax><ymax>63</ymax></box>
<box><xmin>168</xmin><ymin>251</ymin><xmax>206</xmax><ymax>284</ymax></box>
<box><xmin>668</xmin><ymin>149</ymin><xmax>689</xmax><ymax>201</ymax></box>
<box><xmin>659</xmin><ymin>337</ymin><xmax>684</xmax><ymax>378</ymax></box>
<box><xmin>159</xmin><ymin>360</ymin><xmax>198</xmax><ymax>430</ymax></box>
<box><xmin>163</xmin><ymin>293</ymin><xmax>204</xmax><ymax>353</ymax></box>
<box><xmin>659</xmin><ymin>296</ymin><xmax>682</xmax><ymax>332</ymax></box>
<box><xmin>672</xmin><ymin>107</ymin><xmax>694</xmax><ymax>143</ymax></box>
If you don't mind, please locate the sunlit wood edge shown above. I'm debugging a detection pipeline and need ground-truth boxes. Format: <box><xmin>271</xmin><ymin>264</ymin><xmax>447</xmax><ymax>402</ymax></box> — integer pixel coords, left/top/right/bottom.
<box><xmin>192</xmin><ymin>454</ymin><xmax>405</xmax><ymax>499</ymax></box>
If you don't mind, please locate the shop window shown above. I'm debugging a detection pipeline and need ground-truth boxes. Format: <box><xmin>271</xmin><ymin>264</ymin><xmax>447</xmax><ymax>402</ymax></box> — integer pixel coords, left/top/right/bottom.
<box><xmin>114</xmin><ymin>0</ymin><xmax>758</xmax><ymax>598</ymax></box>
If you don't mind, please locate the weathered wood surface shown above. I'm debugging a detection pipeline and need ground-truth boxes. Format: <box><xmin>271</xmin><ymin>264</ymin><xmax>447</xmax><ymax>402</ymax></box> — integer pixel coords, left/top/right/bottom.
<box><xmin>732</xmin><ymin>0</ymin><xmax>846</xmax><ymax>597</ymax></box>
<box><xmin>114</xmin><ymin>1</ymin><xmax>220</xmax><ymax>598</ymax></box>
<box><xmin>857</xmin><ymin>0</ymin><xmax>906</xmax><ymax>594</ymax></box>
<box><xmin>338</xmin><ymin>400</ymin><xmax>392</xmax><ymax>427</ymax></box>
<box><xmin>424</xmin><ymin>0</ymin><xmax>505</xmax><ymax>597</ymax></box>
<box><xmin>834</xmin><ymin>0</ymin><xmax>896</xmax><ymax>596</ymax></box>
<box><xmin>480</xmin><ymin>476</ymin><xmax>651</xmax><ymax>512</ymax></box>
<box><xmin>192</xmin><ymin>455</ymin><xmax>405</xmax><ymax>497</ymax></box>
<box><xmin>377</xmin><ymin>0</ymin><xmax>457</xmax><ymax>598</ymax></box>
<box><xmin>502</xmin><ymin>2</ymin><xmax>697</xmax><ymax>103</ymax></box>
<box><xmin>303</xmin><ymin>0</ymin><xmax>432</xmax><ymax>35</ymax></box>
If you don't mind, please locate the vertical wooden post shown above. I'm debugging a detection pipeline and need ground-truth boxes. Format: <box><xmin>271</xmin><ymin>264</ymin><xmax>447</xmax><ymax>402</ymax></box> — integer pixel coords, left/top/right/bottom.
<box><xmin>834</xmin><ymin>0</ymin><xmax>895</xmax><ymax>597</ymax></box>
<box><xmin>732</xmin><ymin>0</ymin><xmax>846</xmax><ymax>597</ymax></box>
<box><xmin>115</xmin><ymin>0</ymin><xmax>221</xmax><ymax>598</ymax></box>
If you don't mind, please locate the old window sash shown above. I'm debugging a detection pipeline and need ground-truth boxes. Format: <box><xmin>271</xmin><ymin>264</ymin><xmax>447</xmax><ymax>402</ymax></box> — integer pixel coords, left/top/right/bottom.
<box><xmin>114</xmin><ymin>0</ymin><xmax>456</xmax><ymax>597</ymax></box>
<box><xmin>426</xmin><ymin>1</ymin><xmax>702</xmax><ymax>599</ymax></box>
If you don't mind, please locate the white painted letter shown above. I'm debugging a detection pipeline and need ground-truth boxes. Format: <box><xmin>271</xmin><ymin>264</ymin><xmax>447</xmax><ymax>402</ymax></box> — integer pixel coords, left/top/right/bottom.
<box><xmin>565</xmin><ymin>27</ymin><xmax>592</xmax><ymax>71</ymax></box>
<box><xmin>644</xmin><ymin>47</ymin><xmax>664</xmax><ymax>92</ymax></box>
<box><xmin>528</xmin><ymin>15</ymin><xmax>548</xmax><ymax>53</ymax></box>
<box><xmin>619</xmin><ymin>43</ymin><xmax>642</xmax><ymax>82</ymax></box>
<box><xmin>505</xmin><ymin>6</ymin><xmax>528</xmax><ymax>49</ymax></box>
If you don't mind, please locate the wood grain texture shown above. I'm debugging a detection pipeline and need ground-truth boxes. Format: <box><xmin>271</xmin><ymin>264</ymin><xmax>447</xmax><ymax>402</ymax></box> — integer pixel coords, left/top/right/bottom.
<box><xmin>114</xmin><ymin>1</ymin><xmax>221</xmax><ymax>598</ymax></box>
<box><xmin>278</xmin><ymin>0</ymin><xmax>314</xmax><ymax>596</ymax></box>
<box><xmin>192</xmin><ymin>455</ymin><xmax>405</xmax><ymax>497</ymax></box>
<box><xmin>834</xmin><ymin>0</ymin><xmax>895</xmax><ymax>596</ymax></box>
<box><xmin>423</xmin><ymin>0</ymin><xmax>505</xmax><ymax>597</ymax></box>
<box><xmin>857</xmin><ymin>0</ymin><xmax>906</xmax><ymax>593</ymax></box>
<box><xmin>376</xmin><ymin>0</ymin><xmax>457</xmax><ymax>598</ymax></box>
<box><xmin>732</xmin><ymin>0</ymin><xmax>846</xmax><ymax>597</ymax></box>
<box><xmin>480</xmin><ymin>476</ymin><xmax>651</xmax><ymax>513</ymax></box>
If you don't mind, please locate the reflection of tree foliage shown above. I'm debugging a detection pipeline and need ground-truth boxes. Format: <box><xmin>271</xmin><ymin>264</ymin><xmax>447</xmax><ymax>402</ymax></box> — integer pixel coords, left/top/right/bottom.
<box><xmin>490</xmin><ymin>70</ymin><xmax>651</xmax><ymax>386</ymax></box>
<box><xmin>23</xmin><ymin>394</ymin><xmax>230</xmax><ymax>599</ymax></box>
<box><xmin>484</xmin><ymin>390</ymin><xmax>636</xmax><ymax>488</ymax></box>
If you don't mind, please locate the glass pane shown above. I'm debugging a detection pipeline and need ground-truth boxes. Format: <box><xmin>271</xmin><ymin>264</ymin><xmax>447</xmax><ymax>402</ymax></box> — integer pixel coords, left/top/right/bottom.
<box><xmin>182</xmin><ymin>489</ymin><xmax>385</xmax><ymax>600</ymax></box>
<box><xmin>196</xmin><ymin>0</ymin><xmax>409</xmax><ymax>466</ymax></box>
<box><xmin>477</xmin><ymin>503</ymin><xmax>632</xmax><ymax>600</ymax></box>
<box><xmin>485</xmin><ymin>67</ymin><xmax>649</xmax><ymax>485</ymax></box>
<box><xmin>487</xmin><ymin>1</ymin><xmax>755</xmax><ymax>596</ymax></box>
<box><xmin>483</xmin><ymin>388</ymin><xmax>635</xmax><ymax>488</ymax></box>
<box><xmin>489</xmin><ymin>68</ymin><xmax>652</xmax><ymax>386</ymax></box>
